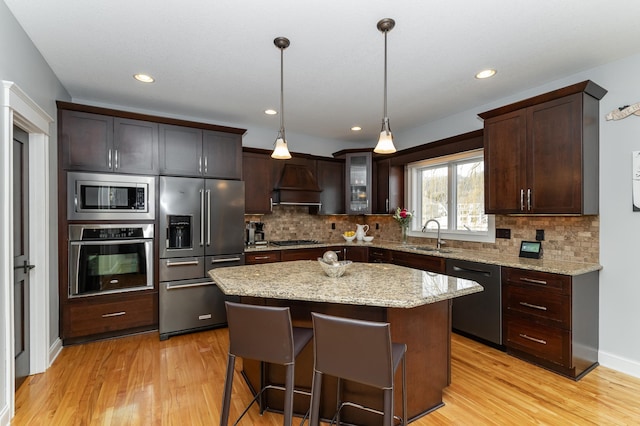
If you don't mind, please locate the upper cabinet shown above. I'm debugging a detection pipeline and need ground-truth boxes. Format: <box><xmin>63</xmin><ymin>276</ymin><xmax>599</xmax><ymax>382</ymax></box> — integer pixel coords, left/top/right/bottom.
<box><xmin>243</xmin><ymin>149</ymin><xmax>276</xmax><ymax>214</ymax></box>
<box><xmin>344</xmin><ymin>151</ymin><xmax>373</xmax><ymax>214</ymax></box>
<box><xmin>480</xmin><ymin>81</ymin><xmax>607</xmax><ymax>215</ymax></box>
<box><xmin>159</xmin><ymin>124</ymin><xmax>242</xmax><ymax>179</ymax></box>
<box><xmin>373</xmin><ymin>158</ymin><xmax>403</xmax><ymax>214</ymax></box>
<box><xmin>315</xmin><ymin>158</ymin><xmax>345</xmax><ymax>215</ymax></box>
<box><xmin>60</xmin><ymin>109</ymin><xmax>159</xmax><ymax>175</ymax></box>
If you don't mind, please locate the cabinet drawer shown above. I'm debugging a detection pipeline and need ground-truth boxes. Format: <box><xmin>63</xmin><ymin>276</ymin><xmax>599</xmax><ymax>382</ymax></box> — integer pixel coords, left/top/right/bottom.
<box><xmin>245</xmin><ymin>251</ymin><xmax>281</xmax><ymax>264</ymax></box>
<box><xmin>281</xmin><ymin>248</ymin><xmax>327</xmax><ymax>261</ymax></box>
<box><xmin>391</xmin><ymin>251</ymin><xmax>445</xmax><ymax>273</ymax></box>
<box><xmin>505</xmin><ymin>317</ymin><xmax>570</xmax><ymax>366</ymax></box>
<box><xmin>369</xmin><ymin>248</ymin><xmax>392</xmax><ymax>263</ymax></box>
<box><xmin>504</xmin><ymin>285</ymin><xmax>570</xmax><ymax>326</ymax></box>
<box><xmin>67</xmin><ymin>293</ymin><xmax>156</xmax><ymax>338</ymax></box>
<box><xmin>503</xmin><ymin>268</ymin><xmax>571</xmax><ymax>294</ymax></box>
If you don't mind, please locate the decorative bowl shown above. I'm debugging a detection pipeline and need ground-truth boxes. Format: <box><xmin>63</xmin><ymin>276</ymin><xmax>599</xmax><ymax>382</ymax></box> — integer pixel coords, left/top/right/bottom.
<box><xmin>317</xmin><ymin>259</ymin><xmax>352</xmax><ymax>278</ymax></box>
<box><xmin>343</xmin><ymin>234</ymin><xmax>356</xmax><ymax>242</ymax></box>
<box><xmin>363</xmin><ymin>235</ymin><xmax>374</xmax><ymax>242</ymax></box>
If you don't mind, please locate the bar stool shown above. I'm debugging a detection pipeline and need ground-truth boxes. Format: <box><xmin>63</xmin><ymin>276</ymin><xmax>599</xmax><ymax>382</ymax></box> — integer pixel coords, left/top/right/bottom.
<box><xmin>308</xmin><ymin>312</ymin><xmax>407</xmax><ymax>426</ymax></box>
<box><xmin>221</xmin><ymin>302</ymin><xmax>313</xmax><ymax>426</ymax></box>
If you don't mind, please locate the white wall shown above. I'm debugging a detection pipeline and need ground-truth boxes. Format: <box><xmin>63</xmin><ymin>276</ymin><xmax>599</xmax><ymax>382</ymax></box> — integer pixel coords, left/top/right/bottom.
<box><xmin>396</xmin><ymin>54</ymin><xmax>640</xmax><ymax>378</ymax></box>
<box><xmin>0</xmin><ymin>2</ymin><xmax>69</xmax><ymax>424</ymax></box>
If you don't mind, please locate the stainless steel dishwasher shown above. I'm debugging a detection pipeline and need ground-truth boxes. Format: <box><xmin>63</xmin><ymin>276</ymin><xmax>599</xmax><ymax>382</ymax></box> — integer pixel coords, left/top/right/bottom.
<box><xmin>446</xmin><ymin>259</ymin><xmax>503</xmax><ymax>348</ymax></box>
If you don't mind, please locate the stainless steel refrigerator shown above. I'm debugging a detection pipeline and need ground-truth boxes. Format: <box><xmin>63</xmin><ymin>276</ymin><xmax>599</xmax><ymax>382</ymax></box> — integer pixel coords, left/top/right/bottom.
<box><xmin>158</xmin><ymin>176</ymin><xmax>244</xmax><ymax>340</ymax></box>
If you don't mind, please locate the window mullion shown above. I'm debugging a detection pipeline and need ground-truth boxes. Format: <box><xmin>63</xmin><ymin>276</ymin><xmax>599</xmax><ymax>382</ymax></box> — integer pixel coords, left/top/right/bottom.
<box><xmin>448</xmin><ymin>163</ymin><xmax>456</xmax><ymax>231</ymax></box>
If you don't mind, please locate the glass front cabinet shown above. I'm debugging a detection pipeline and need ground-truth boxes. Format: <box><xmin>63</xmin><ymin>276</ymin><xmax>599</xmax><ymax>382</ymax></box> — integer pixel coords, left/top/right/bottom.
<box><xmin>345</xmin><ymin>152</ymin><xmax>373</xmax><ymax>214</ymax></box>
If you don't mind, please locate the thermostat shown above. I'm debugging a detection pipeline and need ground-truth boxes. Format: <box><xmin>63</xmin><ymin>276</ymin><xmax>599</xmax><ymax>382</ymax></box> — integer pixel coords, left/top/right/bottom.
<box><xmin>519</xmin><ymin>241</ymin><xmax>543</xmax><ymax>259</ymax></box>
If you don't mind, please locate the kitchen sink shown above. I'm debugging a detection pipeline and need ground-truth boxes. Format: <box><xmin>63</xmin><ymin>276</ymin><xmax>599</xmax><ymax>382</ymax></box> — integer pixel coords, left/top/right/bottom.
<box><xmin>406</xmin><ymin>246</ymin><xmax>452</xmax><ymax>254</ymax></box>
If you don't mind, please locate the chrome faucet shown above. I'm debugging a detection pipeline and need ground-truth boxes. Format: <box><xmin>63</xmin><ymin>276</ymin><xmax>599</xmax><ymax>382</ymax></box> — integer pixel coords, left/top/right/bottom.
<box><xmin>421</xmin><ymin>219</ymin><xmax>443</xmax><ymax>250</ymax></box>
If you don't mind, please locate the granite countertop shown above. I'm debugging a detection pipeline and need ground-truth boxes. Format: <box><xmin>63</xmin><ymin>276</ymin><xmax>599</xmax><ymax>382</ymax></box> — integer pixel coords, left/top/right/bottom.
<box><xmin>209</xmin><ymin>260</ymin><xmax>483</xmax><ymax>308</ymax></box>
<box><xmin>245</xmin><ymin>240</ymin><xmax>601</xmax><ymax>276</ymax></box>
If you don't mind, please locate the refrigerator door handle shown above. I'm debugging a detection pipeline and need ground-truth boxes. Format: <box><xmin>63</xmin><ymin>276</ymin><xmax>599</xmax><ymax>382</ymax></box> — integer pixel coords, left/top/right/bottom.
<box><xmin>211</xmin><ymin>257</ymin><xmax>242</xmax><ymax>264</ymax></box>
<box><xmin>207</xmin><ymin>189</ymin><xmax>211</xmax><ymax>246</ymax></box>
<box><xmin>200</xmin><ymin>189</ymin><xmax>205</xmax><ymax>246</ymax></box>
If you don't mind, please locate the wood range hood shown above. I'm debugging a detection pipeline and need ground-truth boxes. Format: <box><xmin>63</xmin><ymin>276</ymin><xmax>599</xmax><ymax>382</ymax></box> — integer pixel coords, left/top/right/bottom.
<box><xmin>272</xmin><ymin>163</ymin><xmax>322</xmax><ymax>207</ymax></box>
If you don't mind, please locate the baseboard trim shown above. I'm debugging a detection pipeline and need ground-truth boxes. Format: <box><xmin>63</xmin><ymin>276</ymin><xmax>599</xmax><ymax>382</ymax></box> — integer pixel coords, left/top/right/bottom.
<box><xmin>48</xmin><ymin>337</ymin><xmax>63</xmax><ymax>366</ymax></box>
<box><xmin>599</xmin><ymin>350</ymin><xmax>640</xmax><ymax>379</ymax></box>
<box><xmin>0</xmin><ymin>403</ymin><xmax>11</xmax><ymax>426</ymax></box>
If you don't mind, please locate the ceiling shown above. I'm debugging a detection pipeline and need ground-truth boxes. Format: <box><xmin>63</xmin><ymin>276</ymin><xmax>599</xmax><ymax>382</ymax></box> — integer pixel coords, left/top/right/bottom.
<box><xmin>6</xmin><ymin>0</ymin><xmax>640</xmax><ymax>146</ymax></box>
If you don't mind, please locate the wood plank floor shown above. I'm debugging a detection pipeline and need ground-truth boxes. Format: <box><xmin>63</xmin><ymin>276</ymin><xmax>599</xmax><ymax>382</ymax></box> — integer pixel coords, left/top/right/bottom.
<box><xmin>12</xmin><ymin>328</ymin><xmax>640</xmax><ymax>425</ymax></box>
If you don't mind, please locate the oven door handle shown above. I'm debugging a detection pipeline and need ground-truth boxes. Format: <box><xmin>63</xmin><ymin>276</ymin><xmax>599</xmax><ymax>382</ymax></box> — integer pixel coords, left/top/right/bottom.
<box><xmin>69</xmin><ymin>239</ymin><xmax>152</xmax><ymax>246</ymax></box>
<box><xmin>165</xmin><ymin>259</ymin><xmax>200</xmax><ymax>267</ymax></box>
<box><xmin>166</xmin><ymin>281</ymin><xmax>215</xmax><ymax>290</ymax></box>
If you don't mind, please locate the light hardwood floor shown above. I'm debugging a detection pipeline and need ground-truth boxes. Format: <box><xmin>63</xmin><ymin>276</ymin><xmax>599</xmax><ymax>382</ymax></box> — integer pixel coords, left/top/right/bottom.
<box><xmin>12</xmin><ymin>328</ymin><xmax>640</xmax><ymax>425</ymax></box>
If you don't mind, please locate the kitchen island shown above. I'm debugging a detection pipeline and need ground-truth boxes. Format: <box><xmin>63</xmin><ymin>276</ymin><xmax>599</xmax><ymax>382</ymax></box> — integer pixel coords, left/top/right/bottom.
<box><xmin>209</xmin><ymin>260</ymin><xmax>482</xmax><ymax>424</ymax></box>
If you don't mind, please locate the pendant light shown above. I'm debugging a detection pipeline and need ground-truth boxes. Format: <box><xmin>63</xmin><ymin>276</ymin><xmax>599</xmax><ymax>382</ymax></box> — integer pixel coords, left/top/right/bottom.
<box><xmin>374</xmin><ymin>18</ymin><xmax>397</xmax><ymax>154</ymax></box>
<box><xmin>271</xmin><ymin>37</ymin><xmax>292</xmax><ymax>159</ymax></box>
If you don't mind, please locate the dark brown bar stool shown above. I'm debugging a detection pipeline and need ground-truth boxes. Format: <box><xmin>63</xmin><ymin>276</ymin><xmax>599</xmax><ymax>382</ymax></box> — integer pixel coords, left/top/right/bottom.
<box><xmin>308</xmin><ymin>312</ymin><xmax>407</xmax><ymax>426</ymax></box>
<box><xmin>220</xmin><ymin>301</ymin><xmax>313</xmax><ymax>426</ymax></box>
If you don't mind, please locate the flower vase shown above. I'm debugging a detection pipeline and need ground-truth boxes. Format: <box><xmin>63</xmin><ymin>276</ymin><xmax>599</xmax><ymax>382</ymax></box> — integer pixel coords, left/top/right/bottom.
<box><xmin>401</xmin><ymin>225</ymin><xmax>408</xmax><ymax>244</ymax></box>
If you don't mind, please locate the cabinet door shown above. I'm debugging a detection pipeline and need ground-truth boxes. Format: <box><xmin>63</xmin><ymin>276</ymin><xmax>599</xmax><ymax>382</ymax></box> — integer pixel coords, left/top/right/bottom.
<box><xmin>345</xmin><ymin>152</ymin><xmax>372</xmax><ymax>214</ymax></box>
<box><xmin>159</xmin><ymin>124</ymin><xmax>203</xmax><ymax>176</ymax></box>
<box><xmin>528</xmin><ymin>94</ymin><xmax>583</xmax><ymax>213</ymax></box>
<box><xmin>243</xmin><ymin>151</ymin><xmax>274</xmax><ymax>214</ymax></box>
<box><xmin>203</xmin><ymin>130</ymin><xmax>242</xmax><ymax>179</ymax></box>
<box><xmin>113</xmin><ymin>118</ymin><xmax>159</xmax><ymax>174</ymax></box>
<box><xmin>316</xmin><ymin>159</ymin><xmax>345</xmax><ymax>214</ymax></box>
<box><xmin>374</xmin><ymin>158</ymin><xmax>403</xmax><ymax>214</ymax></box>
<box><xmin>344</xmin><ymin>246</ymin><xmax>368</xmax><ymax>262</ymax></box>
<box><xmin>60</xmin><ymin>110</ymin><xmax>113</xmax><ymax>172</ymax></box>
<box><xmin>483</xmin><ymin>109</ymin><xmax>527</xmax><ymax>214</ymax></box>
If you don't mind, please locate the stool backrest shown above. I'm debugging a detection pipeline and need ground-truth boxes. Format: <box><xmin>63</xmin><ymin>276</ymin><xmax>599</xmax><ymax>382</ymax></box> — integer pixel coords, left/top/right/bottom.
<box><xmin>311</xmin><ymin>312</ymin><xmax>394</xmax><ymax>389</ymax></box>
<box><xmin>225</xmin><ymin>302</ymin><xmax>295</xmax><ymax>365</ymax></box>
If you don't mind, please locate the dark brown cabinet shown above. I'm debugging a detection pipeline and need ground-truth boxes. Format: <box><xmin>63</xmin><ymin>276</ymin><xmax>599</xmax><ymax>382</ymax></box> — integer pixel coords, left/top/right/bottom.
<box><xmin>502</xmin><ymin>267</ymin><xmax>599</xmax><ymax>379</ymax></box>
<box><xmin>62</xmin><ymin>291</ymin><xmax>157</xmax><ymax>344</ymax></box>
<box><xmin>368</xmin><ymin>247</ymin><xmax>393</xmax><ymax>263</ymax></box>
<box><xmin>480</xmin><ymin>81</ymin><xmax>606</xmax><ymax>214</ymax></box>
<box><xmin>315</xmin><ymin>159</ymin><xmax>345</xmax><ymax>214</ymax></box>
<box><xmin>60</xmin><ymin>110</ymin><xmax>159</xmax><ymax>174</ymax></box>
<box><xmin>391</xmin><ymin>250</ymin><xmax>445</xmax><ymax>273</ymax></box>
<box><xmin>245</xmin><ymin>251</ymin><xmax>281</xmax><ymax>264</ymax></box>
<box><xmin>374</xmin><ymin>158</ymin><xmax>403</xmax><ymax>214</ymax></box>
<box><xmin>160</xmin><ymin>124</ymin><xmax>242</xmax><ymax>179</ymax></box>
<box><xmin>280</xmin><ymin>247</ymin><xmax>328</xmax><ymax>261</ymax></box>
<box><xmin>243</xmin><ymin>150</ymin><xmax>275</xmax><ymax>214</ymax></box>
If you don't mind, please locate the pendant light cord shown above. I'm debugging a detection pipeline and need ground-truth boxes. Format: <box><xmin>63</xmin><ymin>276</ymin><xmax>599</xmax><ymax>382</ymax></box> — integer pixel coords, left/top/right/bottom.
<box><xmin>279</xmin><ymin>45</ymin><xmax>285</xmax><ymax>138</ymax></box>
<box><xmin>383</xmin><ymin>29</ymin><xmax>388</xmax><ymax>120</ymax></box>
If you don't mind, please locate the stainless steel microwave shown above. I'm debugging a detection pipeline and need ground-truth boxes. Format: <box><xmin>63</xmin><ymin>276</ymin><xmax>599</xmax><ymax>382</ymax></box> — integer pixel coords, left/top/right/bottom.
<box><xmin>67</xmin><ymin>172</ymin><xmax>156</xmax><ymax>220</ymax></box>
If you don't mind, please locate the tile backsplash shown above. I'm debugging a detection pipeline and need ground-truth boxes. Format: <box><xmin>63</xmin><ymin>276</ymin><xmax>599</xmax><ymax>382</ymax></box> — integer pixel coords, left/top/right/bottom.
<box><xmin>245</xmin><ymin>206</ymin><xmax>599</xmax><ymax>264</ymax></box>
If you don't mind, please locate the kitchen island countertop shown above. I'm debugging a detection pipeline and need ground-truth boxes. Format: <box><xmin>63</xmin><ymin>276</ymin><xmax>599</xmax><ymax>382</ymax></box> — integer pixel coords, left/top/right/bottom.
<box><xmin>209</xmin><ymin>260</ymin><xmax>483</xmax><ymax>308</ymax></box>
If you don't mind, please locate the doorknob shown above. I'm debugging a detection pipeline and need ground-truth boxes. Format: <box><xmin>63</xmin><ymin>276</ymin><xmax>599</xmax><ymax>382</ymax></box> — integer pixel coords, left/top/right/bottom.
<box><xmin>14</xmin><ymin>260</ymin><xmax>35</xmax><ymax>274</ymax></box>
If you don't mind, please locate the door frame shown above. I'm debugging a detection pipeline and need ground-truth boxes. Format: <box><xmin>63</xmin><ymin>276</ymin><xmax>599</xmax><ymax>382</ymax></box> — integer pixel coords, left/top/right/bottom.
<box><xmin>1</xmin><ymin>81</ymin><xmax>53</xmax><ymax>422</ymax></box>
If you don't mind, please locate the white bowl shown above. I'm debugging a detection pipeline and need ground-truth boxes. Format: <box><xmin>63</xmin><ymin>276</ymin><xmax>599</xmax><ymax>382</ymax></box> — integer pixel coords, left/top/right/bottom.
<box><xmin>343</xmin><ymin>234</ymin><xmax>356</xmax><ymax>242</ymax></box>
<box><xmin>318</xmin><ymin>259</ymin><xmax>352</xmax><ymax>278</ymax></box>
<box><xmin>363</xmin><ymin>235</ymin><xmax>374</xmax><ymax>242</ymax></box>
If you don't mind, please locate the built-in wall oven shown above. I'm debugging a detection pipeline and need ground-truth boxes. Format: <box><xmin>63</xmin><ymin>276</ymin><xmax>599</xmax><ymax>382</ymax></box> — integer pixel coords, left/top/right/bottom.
<box><xmin>67</xmin><ymin>172</ymin><xmax>155</xmax><ymax>221</ymax></box>
<box><xmin>69</xmin><ymin>224</ymin><xmax>154</xmax><ymax>298</ymax></box>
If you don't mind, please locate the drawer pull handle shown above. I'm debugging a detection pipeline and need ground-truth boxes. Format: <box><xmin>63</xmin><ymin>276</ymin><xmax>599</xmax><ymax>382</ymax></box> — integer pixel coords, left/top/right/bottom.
<box><xmin>102</xmin><ymin>311</ymin><xmax>126</xmax><ymax>318</ymax></box>
<box><xmin>253</xmin><ymin>256</ymin><xmax>271</xmax><ymax>260</ymax></box>
<box><xmin>519</xmin><ymin>334</ymin><xmax>547</xmax><ymax>345</ymax></box>
<box><xmin>211</xmin><ymin>257</ymin><xmax>242</xmax><ymax>264</ymax></box>
<box><xmin>519</xmin><ymin>302</ymin><xmax>548</xmax><ymax>311</ymax></box>
<box><xmin>166</xmin><ymin>259</ymin><xmax>200</xmax><ymax>267</ymax></box>
<box><xmin>520</xmin><ymin>277</ymin><xmax>548</xmax><ymax>285</ymax></box>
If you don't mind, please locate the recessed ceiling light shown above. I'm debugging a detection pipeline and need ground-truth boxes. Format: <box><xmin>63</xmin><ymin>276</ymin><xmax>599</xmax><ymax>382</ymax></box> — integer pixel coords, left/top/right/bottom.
<box><xmin>264</xmin><ymin>109</ymin><xmax>277</xmax><ymax>115</ymax></box>
<box><xmin>133</xmin><ymin>73</ymin><xmax>155</xmax><ymax>83</ymax></box>
<box><xmin>475</xmin><ymin>69</ymin><xmax>497</xmax><ymax>79</ymax></box>
<box><xmin>351</xmin><ymin>126</ymin><xmax>362</xmax><ymax>131</ymax></box>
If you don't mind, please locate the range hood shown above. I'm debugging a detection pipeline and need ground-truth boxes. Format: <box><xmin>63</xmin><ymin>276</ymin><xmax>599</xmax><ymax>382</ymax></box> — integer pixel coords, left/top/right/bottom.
<box><xmin>272</xmin><ymin>163</ymin><xmax>322</xmax><ymax>206</ymax></box>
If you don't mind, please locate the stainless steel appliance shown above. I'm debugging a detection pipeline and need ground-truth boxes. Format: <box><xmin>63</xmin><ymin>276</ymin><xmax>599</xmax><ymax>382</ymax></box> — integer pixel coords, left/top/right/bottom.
<box><xmin>69</xmin><ymin>223</ymin><xmax>154</xmax><ymax>298</ymax></box>
<box><xmin>67</xmin><ymin>172</ymin><xmax>155</xmax><ymax>221</ymax></box>
<box><xmin>158</xmin><ymin>176</ymin><xmax>245</xmax><ymax>340</ymax></box>
<box><xmin>446</xmin><ymin>259</ymin><xmax>503</xmax><ymax>347</ymax></box>
<box><xmin>245</xmin><ymin>221</ymin><xmax>267</xmax><ymax>245</ymax></box>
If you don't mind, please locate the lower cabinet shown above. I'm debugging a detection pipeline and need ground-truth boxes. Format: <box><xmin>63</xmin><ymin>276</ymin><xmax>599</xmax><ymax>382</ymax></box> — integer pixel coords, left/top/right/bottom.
<box><xmin>245</xmin><ymin>250</ymin><xmax>281</xmax><ymax>264</ymax></box>
<box><xmin>63</xmin><ymin>291</ymin><xmax>157</xmax><ymax>344</ymax></box>
<box><xmin>281</xmin><ymin>247</ymin><xmax>328</xmax><ymax>261</ymax></box>
<box><xmin>368</xmin><ymin>247</ymin><xmax>393</xmax><ymax>263</ymax></box>
<box><xmin>390</xmin><ymin>250</ymin><xmax>446</xmax><ymax>273</ymax></box>
<box><xmin>502</xmin><ymin>267</ymin><xmax>599</xmax><ymax>379</ymax></box>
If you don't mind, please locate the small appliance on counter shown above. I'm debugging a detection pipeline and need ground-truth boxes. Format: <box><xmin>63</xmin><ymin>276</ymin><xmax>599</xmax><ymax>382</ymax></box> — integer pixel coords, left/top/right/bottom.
<box><xmin>246</xmin><ymin>221</ymin><xmax>268</xmax><ymax>246</ymax></box>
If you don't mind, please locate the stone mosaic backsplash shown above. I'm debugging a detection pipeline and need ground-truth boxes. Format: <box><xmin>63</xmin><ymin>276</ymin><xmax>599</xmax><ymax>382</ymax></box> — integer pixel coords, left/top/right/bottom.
<box><xmin>245</xmin><ymin>206</ymin><xmax>599</xmax><ymax>264</ymax></box>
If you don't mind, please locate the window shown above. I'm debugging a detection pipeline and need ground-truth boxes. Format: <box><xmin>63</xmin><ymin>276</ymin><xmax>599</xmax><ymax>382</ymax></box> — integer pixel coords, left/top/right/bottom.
<box><xmin>407</xmin><ymin>149</ymin><xmax>495</xmax><ymax>243</ymax></box>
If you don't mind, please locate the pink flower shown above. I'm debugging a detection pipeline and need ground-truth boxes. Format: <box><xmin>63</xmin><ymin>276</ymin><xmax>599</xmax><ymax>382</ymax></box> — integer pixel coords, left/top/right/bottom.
<box><xmin>400</xmin><ymin>209</ymin><xmax>407</xmax><ymax>218</ymax></box>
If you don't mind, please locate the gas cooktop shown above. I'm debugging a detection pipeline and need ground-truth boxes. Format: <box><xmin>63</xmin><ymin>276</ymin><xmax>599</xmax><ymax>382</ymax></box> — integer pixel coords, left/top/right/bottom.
<box><xmin>270</xmin><ymin>240</ymin><xmax>320</xmax><ymax>246</ymax></box>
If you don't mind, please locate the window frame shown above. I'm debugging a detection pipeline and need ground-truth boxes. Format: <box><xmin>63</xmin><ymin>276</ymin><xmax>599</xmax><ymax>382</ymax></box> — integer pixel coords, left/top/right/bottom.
<box><xmin>406</xmin><ymin>148</ymin><xmax>495</xmax><ymax>243</ymax></box>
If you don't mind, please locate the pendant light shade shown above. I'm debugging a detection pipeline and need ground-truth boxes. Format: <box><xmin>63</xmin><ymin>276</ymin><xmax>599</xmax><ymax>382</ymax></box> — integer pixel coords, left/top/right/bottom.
<box><xmin>374</xmin><ymin>18</ymin><xmax>397</xmax><ymax>154</ymax></box>
<box><xmin>271</xmin><ymin>37</ymin><xmax>292</xmax><ymax>160</ymax></box>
